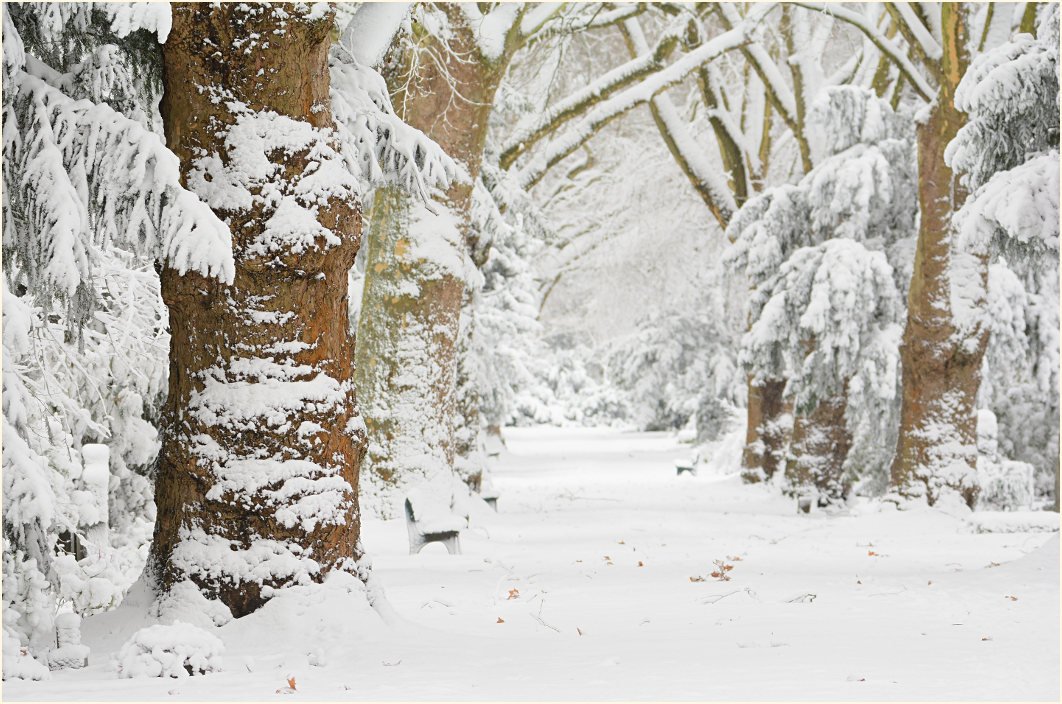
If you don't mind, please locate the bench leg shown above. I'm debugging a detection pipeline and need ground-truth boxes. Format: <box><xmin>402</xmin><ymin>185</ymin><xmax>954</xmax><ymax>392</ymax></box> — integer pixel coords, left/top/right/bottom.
<box><xmin>443</xmin><ymin>534</ymin><xmax>461</xmax><ymax>555</ymax></box>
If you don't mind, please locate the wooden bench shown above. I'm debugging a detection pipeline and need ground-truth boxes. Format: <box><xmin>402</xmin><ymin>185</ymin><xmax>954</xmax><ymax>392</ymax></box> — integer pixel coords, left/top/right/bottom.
<box><xmin>404</xmin><ymin>497</ymin><xmax>462</xmax><ymax>555</ymax></box>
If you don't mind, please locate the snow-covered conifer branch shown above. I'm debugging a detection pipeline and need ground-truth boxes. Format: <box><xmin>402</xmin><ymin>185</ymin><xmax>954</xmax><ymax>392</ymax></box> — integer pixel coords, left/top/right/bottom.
<box><xmin>948</xmin><ymin>6</ymin><xmax>1060</xmax><ymax>266</ymax></box>
<box><xmin>742</xmin><ymin>239</ymin><xmax>902</xmax><ymax>413</ymax></box>
<box><xmin>954</xmin><ymin>152</ymin><xmax>1060</xmax><ymax>263</ymax></box>
<box><xmin>3</xmin><ymin>65</ymin><xmax>235</xmax><ymax>292</ymax></box>
<box><xmin>726</xmin><ymin>87</ymin><xmax>915</xmax><ymax>290</ymax></box>
<box><xmin>330</xmin><ymin>60</ymin><xmax>465</xmax><ymax>207</ymax></box>
<box><xmin>328</xmin><ymin>2</ymin><xmax>464</xmax><ymax>208</ymax></box>
<box><xmin>104</xmin><ymin>3</ymin><xmax>173</xmax><ymax>43</ymax></box>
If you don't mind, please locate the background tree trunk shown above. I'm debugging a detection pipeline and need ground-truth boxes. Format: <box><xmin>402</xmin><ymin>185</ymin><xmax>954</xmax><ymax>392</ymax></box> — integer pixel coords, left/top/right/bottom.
<box><xmin>786</xmin><ymin>393</ymin><xmax>851</xmax><ymax>504</ymax></box>
<box><xmin>356</xmin><ymin>6</ymin><xmax>507</xmax><ymax>514</ymax></box>
<box><xmin>890</xmin><ymin>4</ymin><xmax>985</xmax><ymax>507</ymax></box>
<box><xmin>355</xmin><ymin>188</ymin><xmax>464</xmax><ymax>516</ymax></box>
<box><xmin>149</xmin><ymin>4</ymin><xmax>365</xmax><ymax>617</ymax></box>
<box><xmin>741</xmin><ymin>377</ymin><xmax>792</xmax><ymax>483</ymax></box>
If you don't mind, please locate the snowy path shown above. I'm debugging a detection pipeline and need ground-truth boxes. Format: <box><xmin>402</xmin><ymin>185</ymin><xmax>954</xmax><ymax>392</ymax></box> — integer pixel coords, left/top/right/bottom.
<box><xmin>5</xmin><ymin>427</ymin><xmax>1059</xmax><ymax>701</ymax></box>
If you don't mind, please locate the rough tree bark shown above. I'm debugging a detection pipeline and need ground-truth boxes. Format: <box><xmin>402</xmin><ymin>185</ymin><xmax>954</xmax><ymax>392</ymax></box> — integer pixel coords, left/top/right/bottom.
<box><xmin>149</xmin><ymin>4</ymin><xmax>366</xmax><ymax>616</ymax></box>
<box><xmin>356</xmin><ymin>5</ymin><xmax>507</xmax><ymax>514</ymax></box>
<box><xmin>785</xmin><ymin>393</ymin><xmax>851</xmax><ymax>504</ymax></box>
<box><xmin>890</xmin><ymin>4</ymin><xmax>985</xmax><ymax>506</ymax></box>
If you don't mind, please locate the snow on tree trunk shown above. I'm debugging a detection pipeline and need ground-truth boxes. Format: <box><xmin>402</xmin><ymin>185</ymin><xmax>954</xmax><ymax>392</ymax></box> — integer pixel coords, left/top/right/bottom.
<box><xmin>890</xmin><ymin>4</ymin><xmax>986</xmax><ymax>507</ymax></box>
<box><xmin>356</xmin><ymin>7</ymin><xmax>505</xmax><ymax>516</ymax></box>
<box><xmin>741</xmin><ymin>377</ymin><xmax>792</xmax><ymax>483</ymax></box>
<box><xmin>786</xmin><ymin>391</ymin><xmax>851</xmax><ymax>504</ymax></box>
<box><xmin>148</xmin><ymin>4</ymin><xmax>366</xmax><ymax>617</ymax></box>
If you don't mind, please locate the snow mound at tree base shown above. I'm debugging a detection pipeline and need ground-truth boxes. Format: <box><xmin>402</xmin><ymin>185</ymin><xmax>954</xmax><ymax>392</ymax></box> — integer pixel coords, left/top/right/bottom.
<box><xmin>221</xmin><ymin>563</ymin><xmax>391</xmax><ymax>662</ymax></box>
<box><xmin>968</xmin><ymin>511</ymin><xmax>1060</xmax><ymax>534</ymax></box>
<box><xmin>116</xmin><ymin>622</ymin><xmax>224</xmax><ymax>678</ymax></box>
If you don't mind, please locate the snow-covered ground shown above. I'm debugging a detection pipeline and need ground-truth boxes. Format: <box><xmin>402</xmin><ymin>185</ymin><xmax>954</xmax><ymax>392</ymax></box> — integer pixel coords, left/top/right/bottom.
<box><xmin>4</xmin><ymin>427</ymin><xmax>1058</xmax><ymax>701</ymax></box>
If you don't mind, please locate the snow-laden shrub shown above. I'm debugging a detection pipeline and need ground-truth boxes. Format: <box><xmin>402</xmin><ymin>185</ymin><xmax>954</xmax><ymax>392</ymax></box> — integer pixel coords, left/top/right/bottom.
<box><xmin>975</xmin><ymin>409</ymin><xmax>1036</xmax><ymax>511</ymax></box>
<box><xmin>604</xmin><ymin>308</ymin><xmax>741</xmax><ymax>432</ymax></box>
<box><xmin>978</xmin><ymin>461</ymin><xmax>1036</xmax><ymax>512</ymax></box>
<box><xmin>115</xmin><ymin>622</ymin><xmax>224</xmax><ymax>679</ymax></box>
<box><xmin>2</xmin><ymin>624</ymin><xmax>49</xmax><ymax>681</ymax></box>
<box><xmin>513</xmin><ymin>336</ymin><xmax>632</xmax><ymax>427</ymax></box>
<box><xmin>695</xmin><ymin>395</ymin><xmax>741</xmax><ymax>444</ymax></box>
<box><xmin>48</xmin><ymin>613</ymin><xmax>89</xmax><ymax>671</ymax></box>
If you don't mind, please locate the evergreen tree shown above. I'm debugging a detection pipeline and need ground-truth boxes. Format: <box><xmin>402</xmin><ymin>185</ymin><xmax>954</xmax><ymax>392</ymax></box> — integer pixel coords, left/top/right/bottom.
<box><xmin>948</xmin><ymin>3</ymin><xmax>1060</xmax><ymax>508</ymax></box>
<box><xmin>743</xmin><ymin>239</ymin><xmax>902</xmax><ymax>503</ymax></box>
<box><xmin>727</xmin><ymin>86</ymin><xmax>915</xmax><ymax>491</ymax></box>
<box><xmin>2</xmin><ymin>3</ymin><xmax>231</xmax><ymax>675</ymax></box>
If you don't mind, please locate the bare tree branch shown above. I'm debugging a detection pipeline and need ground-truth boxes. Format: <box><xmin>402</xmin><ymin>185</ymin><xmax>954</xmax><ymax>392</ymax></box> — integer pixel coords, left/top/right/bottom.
<box><xmin>790</xmin><ymin>1</ymin><xmax>935</xmax><ymax>100</ymax></box>
<box><xmin>499</xmin><ymin>27</ymin><xmax>681</xmax><ymax>169</ymax></box>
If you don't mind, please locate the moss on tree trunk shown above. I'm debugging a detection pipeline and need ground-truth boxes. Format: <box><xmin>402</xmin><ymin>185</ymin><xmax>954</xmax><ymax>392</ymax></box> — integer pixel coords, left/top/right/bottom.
<box><xmin>355</xmin><ymin>188</ymin><xmax>464</xmax><ymax>515</ymax></box>
<box><xmin>356</xmin><ymin>6</ymin><xmax>507</xmax><ymax>513</ymax></box>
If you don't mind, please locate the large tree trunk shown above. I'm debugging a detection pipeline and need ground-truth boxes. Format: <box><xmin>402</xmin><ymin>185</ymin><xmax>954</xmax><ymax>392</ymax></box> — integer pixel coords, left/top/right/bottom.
<box><xmin>149</xmin><ymin>4</ymin><xmax>366</xmax><ymax>617</ymax></box>
<box><xmin>356</xmin><ymin>6</ymin><xmax>505</xmax><ymax>515</ymax></box>
<box><xmin>741</xmin><ymin>377</ymin><xmax>792</xmax><ymax>483</ymax></box>
<box><xmin>890</xmin><ymin>4</ymin><xmax>986</xmax><ymax>507</ymax></box>
<box><xmin>785</xmin><ymin>393</ymin><xmax>851</xmax><ymax>505</ymax></box>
